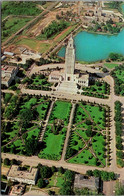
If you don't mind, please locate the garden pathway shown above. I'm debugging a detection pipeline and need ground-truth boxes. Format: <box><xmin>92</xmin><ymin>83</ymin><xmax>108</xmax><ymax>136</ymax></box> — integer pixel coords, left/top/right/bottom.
<box><xmin>61</xmin><ymin>103</ymin><xmax>76</xmax><ymax>162</ymax></box>
<box><xmin>39</xmin><ymin>100</ymin><xmax>55</xmax><ymax>142</ymax></box>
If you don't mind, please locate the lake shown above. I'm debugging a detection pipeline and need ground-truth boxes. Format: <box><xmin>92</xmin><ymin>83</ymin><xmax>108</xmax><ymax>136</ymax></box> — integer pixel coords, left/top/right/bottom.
<box><xmin>58</xmin><ymin>29</ymin><xmax>124</xmax><ymax>62</ymax></box>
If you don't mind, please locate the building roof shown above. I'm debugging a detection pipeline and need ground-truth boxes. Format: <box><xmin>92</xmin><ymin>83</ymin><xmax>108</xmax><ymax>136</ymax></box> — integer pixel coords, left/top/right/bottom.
<box><xmin>4</xmin><ymin>51</ymin><xmax>14</xmax><ymax>56</ymax></box>
<box><xmin>79</xmin><ymin>74</ymin><xmax>89</xmax><ymax>80</ymax></box>
<box><xmin>1</xmin><ymin>65</ymin><xmax>17</xmax><ymax>73</ymax></box>
<box><xmin>74</xmin><ymin>174</ymin><xmax>99</xmax><ymax>190</ymax></box>
<box><xmin>8</xmin><ymin>165</ymin><xmax>38</xmax><ymax>181</ymax></box>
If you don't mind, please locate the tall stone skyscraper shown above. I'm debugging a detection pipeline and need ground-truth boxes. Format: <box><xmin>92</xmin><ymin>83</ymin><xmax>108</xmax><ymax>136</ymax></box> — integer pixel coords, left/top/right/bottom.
<box><xmin>65</xmin><ymin>35</ymin><xmax>75</xmax><ymax>81</ymax></box>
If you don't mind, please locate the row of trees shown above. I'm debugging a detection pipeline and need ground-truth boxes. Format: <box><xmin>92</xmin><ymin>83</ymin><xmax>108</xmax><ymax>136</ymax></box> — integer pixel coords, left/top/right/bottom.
<box><xmin>86</xmin><ymin>169</ymin><xmax>116</xmax><ymax>181</ymax></box>
<box><xmin>111</xmin><ymin>65</ymin><xmax>124</xmax><ymax>96</ymax></box>
<box><xmin>42</xmin><ymin>20</ymin><xmax>69</xmax><ymax>39</ymax></box>
<box><xmin>114</xmin><ymin>101</ymin><xmax>124</xmax><ymax>167</ymax></box>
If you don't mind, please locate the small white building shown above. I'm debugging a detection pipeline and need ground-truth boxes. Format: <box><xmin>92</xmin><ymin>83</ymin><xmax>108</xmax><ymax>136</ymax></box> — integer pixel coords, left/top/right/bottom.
<box><xmin>7</xmin><ymin>165</ymin><xmax>38</xmax><ymax>185</ymax></box>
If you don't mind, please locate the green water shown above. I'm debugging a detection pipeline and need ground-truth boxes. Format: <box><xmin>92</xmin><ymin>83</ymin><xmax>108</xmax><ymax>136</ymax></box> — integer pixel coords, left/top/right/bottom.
<box><xmin>58</xmin><ymin>30</ymin><xmax>124</xmax><ymax>62</ymax></box>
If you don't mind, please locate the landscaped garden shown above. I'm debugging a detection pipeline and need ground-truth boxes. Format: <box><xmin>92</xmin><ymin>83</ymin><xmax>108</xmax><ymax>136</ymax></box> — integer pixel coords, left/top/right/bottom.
<box><xmin>38</xmin><ymin>125</ymin><xmax>67</xmax><ymax>161</ymax></box>
<box><xmin>38</xmin><ymin>100</ymin><xmax>72</xmax><ymax>160</ymax></box>
<box><xmin>65</xmin><ymin>101</ymin><xmax>108</xmax><ymax>167</ymax></box>
<box><xmin>23</xmin><ymin>74</ymin><xmax>53</xmax><ymax>91</ymax></box>
<box><xmin>104</xmin><ymin>63</ymin><xmax>119</xmax><ymax>69</ymax></box>
<box><xmin>49</xmin><ymin>100</ymin><xmax>72</xmax><ymax>126</ymax></box>
<box><xmin>1</xmin><ymin>93</ymin><xmax>51</xmax><ymax>155</ymax></box>
<box><xmin>82</xmin><ymin>81</ymin><xmax>110</xmax><ymax>99</ymax></box>
<box><xmin>111</xmin><ymin>64</ymin><xmax>124</xmax><ymax>96</ymax></box>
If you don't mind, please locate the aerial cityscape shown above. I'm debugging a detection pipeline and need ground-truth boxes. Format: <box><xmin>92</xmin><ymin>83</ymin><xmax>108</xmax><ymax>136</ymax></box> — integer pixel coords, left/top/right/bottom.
<box><xmin>1</xmin><ymin>1</ymin><xmax>124</xmax><ymax>195</ymax></box>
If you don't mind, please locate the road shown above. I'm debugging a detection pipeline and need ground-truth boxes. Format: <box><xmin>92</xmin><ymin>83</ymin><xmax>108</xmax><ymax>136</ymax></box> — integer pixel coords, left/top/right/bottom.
<box><xmin>2</xmin><ymin>153</ymin><xmax>124</xmax><ymax>180</ymax></box>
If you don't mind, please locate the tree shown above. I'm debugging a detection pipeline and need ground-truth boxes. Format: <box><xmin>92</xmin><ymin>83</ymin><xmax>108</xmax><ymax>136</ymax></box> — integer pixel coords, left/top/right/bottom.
<box><xmin>19</xmin><ymin>108</ymin><xmax>33</xmax><ymax>128</ymax></box>
<box><xmin>48</xmin><ymin>190</ymin><xmax>55</xmax><ymax>195</ymax></box>
<box><xmin>11</xmin><ymin>159</ymin><xmax>17</xmax><ymax>165</ymax></box>
<box><xmin>65</xmin><ymin>170</ymin><xmax>75</xmax><ymax>181</ymax></box>
<box><xmin>37</xmin><ymin>178</ymin><xmax>45</xmax><ymax>188</ymax></box>
<box><xmin>59</xmin><ymin>167</ymin><xmax>65</xmax><ymax>174</ymax></box>
<box><xmin>93</xmin><ymin>169</ymin><xmax>101</xmax><ymax>177</ymax></box>
<box><xmin>102</xmin><ymin>68</ymin><xmax>108</xmax><ymax>73</ymax></box>
<box><xmin>86</xmin><ymin>170</ymin><xmax>93</xmax><ymax>176</ymax></box>
<box><xmin>115</xmin><ymin>182</ymin><xmax>124</xmax><ymax>195</ymax></box>
<box><xmin>4</xmin><ymin>158</ymin><xmax>10</xmax><ymax>166</ymax></box>
<box><xmin>25</xmin><ymin>136</ymin><xmax>38</xmax><ymax>156</ymax></box>
<box><xmin>109</xmin><ymin>172</ymin><xmax>115</xmax><ymax>180</ymax></box>
<box><xmin>40</xmin><ymin>166</ymin><xmax>52</xmax><ymax>179</ymax></box>
<box><xmin>101</xmin><ymin>171</ymin><xmax>109</xmax><ymax>181</ymax></box>
<box><xmin>51</xmin><ymin>166</ymin><xmax>57</xmax><ymax>173</ymax></box>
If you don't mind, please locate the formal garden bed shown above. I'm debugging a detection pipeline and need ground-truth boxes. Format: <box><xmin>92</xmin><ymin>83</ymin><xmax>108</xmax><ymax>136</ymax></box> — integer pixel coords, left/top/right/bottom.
<box><xmin>23</xmin><ymin>74</ymin><xmax>53</xmax><ymax>91</ymax></box>
<box><xmin>49</xmin><ymin>100</ymin><xmax>72</xmax><ymax>126</ymax></box>
<box><xmin>111</xmin><ymin>64</ymin><xmax>124</xmax><ymax>96</ymax></box>
<box><xmin>1</xmin><ymin>93</ymin><xmax>51</xmax><ymax>156</ymax></box>
<box><xmin>38</xmin><ymin>100</ymin><xmax>72</xmax><ymax>160</ymax></box>
<box><xmin>65</xmin><ymin>101</ymin><xmax>109</xmax><ymax>167</ymax></box>
<box><xmin>82</xmin><ymin>81</ymin><xmax>110</xmax><ymax>99</ymax></box>
<box><xmin>38</xmin><ymin>126</ymin><xmax>67</xmax><ymax>160</ymax></box>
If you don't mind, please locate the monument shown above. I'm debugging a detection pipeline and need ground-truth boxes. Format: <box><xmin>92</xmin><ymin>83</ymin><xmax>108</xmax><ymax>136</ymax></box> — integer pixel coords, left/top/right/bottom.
<box><xmin>49</xmin><ymin>35</ymin><xmax>89</xmax><ymax>94</ymax></box>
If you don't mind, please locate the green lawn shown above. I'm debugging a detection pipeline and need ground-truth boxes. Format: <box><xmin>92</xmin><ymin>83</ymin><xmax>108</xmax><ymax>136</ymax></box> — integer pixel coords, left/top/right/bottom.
<box><xmin>73</xmin><ymin>104</ymin><xmax>89</xmax><ymax>124</ymax></box>
<box><xmin>82</xmin><ymin>104</ymin><xmax>106</xmax><ymax>129</ymax></box>
<box><xmin>65</xmin><ymin>102</ymin><xmax>107</xmax><ymax>167</ymax></box>
<box><xmin>75</xmin><ymin>129</ymin><xmax>90</xmax><ymax>141</ymax></box>
<box><xmin>2</xmin><ymin>17</ymin><xmax>32</xmax><ymax>42</ymax></box>
<box><xmin>26</xmin><ymin>127</ymin><xmax>41</xmax><ymax>139</ymax></box>
<box><xmin>68</xmin><ymin>149</ymin><xmax>99</xmax><ymax>166</ymax></box>
<box><xmin>32</xmin><ymin>75</ymin><xmax>52</xmax><ymax>87</ymax></box>
<box><xmin>16</xmin><ymin>38</ymin><xmax>38</xmax><ymax>49</ymax></box>
<box><xmin>36</xmin><ymin>101</ymin><xmax>50</xmax><ymax>120</ymax></box>
<box><xmin>104</xmin><ymin>63</ymin><xmax>119</xmax><ymax>69</ymax></box>
<box><xmin>69</xmin><ymin>131</ymin><xmax>85</xmax><ymax>152</ymax></box>
<box><xmin>82</xmin><ymin>81</ymin><xmax>110</xmax><ymax>95</ymax></box>
<box><xmin>49</xmin><ymin>101</ymin><xmax>72</xmax><ymax>125</ymax></box>
<box><xmin>38</xmin><ymin>125</ymin><xmax>67</xmax><ymax>160</ymax></box>
<box><xmin>2</xmin><ymin>121</ymin><xmax>20</xmax><ymax>145</ymax></box>
<box><xmin>48</xmin><ymin>172</ymin><xmax>65</xmax><ymax>188</ymax></box>
<box><xmin>21</xmin><ymin>97</ymin><xmax>37</xmax><ymax>109</ymax></box>
<box><xmin>92</xmin><ymin>134</ymin><xmax>106</xmax><ymax>166</ymax></box>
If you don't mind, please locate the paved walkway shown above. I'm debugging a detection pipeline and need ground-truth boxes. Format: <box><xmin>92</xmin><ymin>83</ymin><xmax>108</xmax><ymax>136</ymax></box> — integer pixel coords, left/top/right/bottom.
<box><xmin>39</xmin><ymin>100</ymin><xmax>55</xmax><ymax>142</ymax></box>
<box><xmin>61</xmin><ymin>103</ymin><xmax>76</xmax><ymax>161</ymax></box>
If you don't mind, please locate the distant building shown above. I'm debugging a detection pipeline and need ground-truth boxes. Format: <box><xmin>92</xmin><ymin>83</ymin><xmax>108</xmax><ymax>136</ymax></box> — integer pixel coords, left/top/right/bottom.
<box><xmin>3</xmin><ymin>51</ymin><xmax>14</xmax><ymax>56</ymax></box>
<box><xmin>11</xmin><ymin>184</ymin><xmax>25</xmax><ymax>195</ymax></box>
<box><xmin>1</xmin><ymin>65</ymin><xmax>19</xmax><ymax>87</ymax></box>
<box><xmin>49</xmin><ymin>35</ymin><xmax>89</xmax><ymax>93</ymax></box>
<box><xmin>74</xmin><ymin>174</ymin><xmax>99</xmax><ymax>191</ymax></box>
<box><xmin>7</xmin><ymin>165</ymin><xmax>38</xmax><ymax>185</ymax></box>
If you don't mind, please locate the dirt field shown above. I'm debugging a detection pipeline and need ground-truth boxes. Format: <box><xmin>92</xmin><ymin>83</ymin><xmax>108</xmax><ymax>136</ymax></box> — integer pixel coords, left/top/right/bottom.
<box><xmin>1</xmin><ymin>166</ymin><xmax>10</xmax><ymax>176</ymax></box>
<box><xmin>26</xmin><ymin>7</ymin><xmax>71</xmax><ymax>37</ymax></box>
